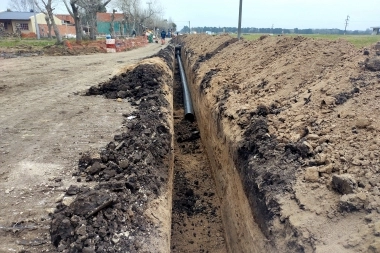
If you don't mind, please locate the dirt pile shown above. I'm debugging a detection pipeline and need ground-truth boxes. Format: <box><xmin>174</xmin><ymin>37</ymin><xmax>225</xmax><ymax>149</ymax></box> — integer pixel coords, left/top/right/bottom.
<box><xmin>50</xmin><ymin>47</ymin><xmax>174</xmax><ymax>252</ymax></box>
<box><xmin>0</xmin><ymin>44</ymin><xmax>44</xmax><ymax>58</ymax></box>
<box><xmin>43</xmin><ymin>37</ymin><xmax>148</xmax><ymax>56</ymax></box>
<box><xmin>0</xmin><ymin>36</ymin><xmax>147</xmax><ymax>58</ymax></box>
<box><xmin>178</xmin><ymin>34</ymin><xmax>380</xmax><ymax>252</ymax></box>
<box><xmin>43</xmin><ymin>43</ymin><xmax>105</xmax><ymax>56</ymax></box>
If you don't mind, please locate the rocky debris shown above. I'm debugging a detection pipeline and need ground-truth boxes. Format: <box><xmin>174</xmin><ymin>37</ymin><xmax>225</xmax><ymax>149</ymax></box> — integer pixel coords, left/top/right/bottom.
<box><xmin>332</xmin><ymin>174</ymin><xmax>357</xmax><ymax>194</ymax></box>
<box><xmin>304</xmin><ymin>167</ymin><xmax>319</xmax><ymax>182</ymax></box>
<box><xmin>334</xmin><ymin>87</ymin><xmax>360</xmax><ymax>105</ymax></box>
<box><xmin>373</xmin><ymin>221</ymin><xmax>380</xmax><ymax>236</ymax></box>
<box><xmin>235</xmin><ymin>115</ymin><xmax>302</xmax><ymax>243</ymax></box>
<box><xmin>368</xmin><ymin>241</ymin><xmax>380</xmax><ymax>253</ymax></box>
<box><xmin>50</xmin><ymin>47</ymin><xmax>174</xmax><ymax>252</ymax></box>
<box><xmin>86</xmin><ymin>161</ymin><xmax>104</xmax><ymax>175</ymax></box>
<box><xmin>355</xmin><ymin>117</ymin><xmax>372</xmax><ymax>129</ymax></box>
<box><xmin>339</xmin><ymin>192</ymin><xmax>367</xmax><ymax>212</ymax></box>
<box><xmin>1</xmin><ymin>50</ymin><xmax>44</xmax><ymax>58</ymax></box>
<box><xmin>365</xmin><ymin>56</ymin><xmax>380</xmax><ymax>71</ymax></box>
<box><xmin>375</xmin><ymin>42</ymin><xmax>380</xmax><ymax>51</ymax></box>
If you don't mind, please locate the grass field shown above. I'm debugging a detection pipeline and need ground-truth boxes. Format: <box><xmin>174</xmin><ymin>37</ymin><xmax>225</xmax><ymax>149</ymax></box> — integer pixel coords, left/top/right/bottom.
<box><xmin>0</xmin><ymin>39</ymin><xmax>55</xmax><ymax>48</ymax></box>
<box><xmin>241</xmin><ymin>34</ymin><xmax>380</xmax><ymax>48</ymax></box>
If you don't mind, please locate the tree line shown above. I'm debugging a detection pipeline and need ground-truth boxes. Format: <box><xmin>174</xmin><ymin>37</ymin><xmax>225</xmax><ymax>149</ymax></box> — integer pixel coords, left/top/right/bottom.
<box><xmin>181</xmin><ymin>26</ymin><xmax>372</xmax><ymax>35</ymax></box>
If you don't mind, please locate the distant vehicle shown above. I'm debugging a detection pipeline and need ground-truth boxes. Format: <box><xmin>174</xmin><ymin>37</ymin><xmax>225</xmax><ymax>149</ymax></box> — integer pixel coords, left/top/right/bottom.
<box><xmin>205</xmin><ymin>31</ymin><xmax>215</xmax><ymax>35</ymax></box>
<box><xmin>65</xmin><ymin>34</ymin><xmax>76</xmax><ymax>39</ymax></box>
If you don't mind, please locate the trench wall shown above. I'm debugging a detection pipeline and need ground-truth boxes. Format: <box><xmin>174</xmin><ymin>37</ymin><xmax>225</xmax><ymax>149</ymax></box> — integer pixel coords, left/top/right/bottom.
<box><xmin>178</xmin><ymin>37</ymin><xmax>275</xmax><ymax>252</ymax></box>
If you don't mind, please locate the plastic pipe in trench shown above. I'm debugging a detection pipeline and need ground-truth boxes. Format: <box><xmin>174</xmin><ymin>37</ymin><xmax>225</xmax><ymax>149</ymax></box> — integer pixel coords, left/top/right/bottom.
<box><xmin>176</xmin><ymin>47</ymin><xmax>195</xmax><ymax>121</ymax></box>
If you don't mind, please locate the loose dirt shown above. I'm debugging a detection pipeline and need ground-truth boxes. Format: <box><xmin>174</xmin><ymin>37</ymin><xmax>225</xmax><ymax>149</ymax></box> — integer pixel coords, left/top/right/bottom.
<box><xmin>0</xmin><ymin>43</ymin><xmax>164</xmax><ymax>252</ymax></box>
<box><xmin>170</xmin><ymin>58</ymin><xmax>227</xmax><ymax>252</ymax></box>
<box><xmin>2</xmin><ymin>33</ymin><xmax>380</xmax><ymax>253</ymax></box>
<box><xmin>49</xmin><ymin>51</ymin><xmax>175</xmax><ymax>252</ymax></box>
<box><xmin>0</xmin><ymin>37</ymin><xmax>147</xmax><ymax>58</ymax></box>
<box><xmin>178</xmin><ymin>34</ymin><xmax>380</xmax><ymax>252</ymax></box>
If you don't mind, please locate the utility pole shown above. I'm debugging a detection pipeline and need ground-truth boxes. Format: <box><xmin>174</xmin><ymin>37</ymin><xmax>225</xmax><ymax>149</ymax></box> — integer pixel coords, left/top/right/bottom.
<box><xmin>344</xmin><ymin>15</ymin><xmax>350</xmax><ymax>35</ymax></box>
<box><xmin>32</xmin><ymin>0</ymin><xmax>40</xmax><ymax>39</ymax></box>
<box><xmin>146</xmin><ymin>2</ymin><xmax>152</xmax><ymax>28</ymax></box>
<box><xmin>237</xmin><ymin>0</ymin><xmax>242</xmax><ymax>39</ymax></box>
<box><xmin>189</xmin><ymin>21</ymin><xmax>190</xmax><ymax>34</ymax></box>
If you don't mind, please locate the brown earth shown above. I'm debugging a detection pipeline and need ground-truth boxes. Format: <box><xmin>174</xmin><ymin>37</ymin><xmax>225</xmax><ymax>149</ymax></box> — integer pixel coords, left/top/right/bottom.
<box><xmin>50</xmin><ymin>55</ymin><xmax>174</xmax><ymax>252</ymax></box>
<box><xmin>170</xmin><ymin>58</ymin><xmax>227</xmax><ymax>253</ymax></box>
<box><xmin>0</xmin><ymin>36</ymin><xmax>148</xmax><ymax>58</ymax></box>
<box><xmin>0</xmin><ymin>43</ymin><xmax>166</xmax><ymax>252</ymax></box>
<box><xmin>2</xmin><ymin>33</ymin><xmax>380</xmax><ymax>253</ymax></box>
<box><xmin>178</xmin><ymin>34</ymin><xmax>380</xmax><ymax>252</ymax></box>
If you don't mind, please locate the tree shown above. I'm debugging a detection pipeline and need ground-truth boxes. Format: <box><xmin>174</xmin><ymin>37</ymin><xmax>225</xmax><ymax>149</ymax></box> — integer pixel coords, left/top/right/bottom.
<box><xmin>114</xmin><ymin>0</ymin><xmax>163</xmax><ymax>35</ymax></box>
<box><xmin>138</xmin><ymin>0</ymin><xmax>162</xmax><ymax>32</ymax></box>
<box><xmin>45</xmin><ymin>14</ymin><xmax>52</xmax><ymax>39</ymax></box>
<box><xmin>63</xmin><ymin>0</ymin><xmax>83</xmax><ymax>42</ymax></box>
<box><xmin>8</xmin><ymin>0</ymin><xmax>34</xmax><ymax>12</ymax></box>
<box><xmin>171</xmin><ymin>22</ymin><xmax>176</xmax><ymax>31</ymax></box>
<box><xmin>180</xmin><ymin>25</ymin><xmax>189</xmax><ymax>33</ymax></box>
<box><xmin>109</xmin><ymin>9</ymin><xmax>116</xmax><ymax>38</ymax></box>
<box><xmin>114</xmin><ymin>0</ymin><xmax>137</xmax><ymax>34</ymax></box>
<box><xmin>35</xmin><ymin>0</ymin><xmax>62</xmax><ymax>44</ymax></box>
<box><xmin>77</xmin><ymin>0</ymin><xmax>112</xmax><ymax>40</ymax></box>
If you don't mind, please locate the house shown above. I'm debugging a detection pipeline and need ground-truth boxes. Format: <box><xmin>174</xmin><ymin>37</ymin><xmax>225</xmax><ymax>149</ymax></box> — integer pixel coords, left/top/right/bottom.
<box><xmin>371</xmin><ymin>27</ymin><xmax>380</xmax><ymax>35</ymax></box>
<box><xmin>56</xmin><ymin>14</ymin><xmax>74</xmax><ymax>25</ymax></box>
<box><xmin>0</xmin><ymin>11</ymin><xmax>75</xmax><ymax>38</ymax></box>
<box><xmin>0</xmin><ymin>11</ymin><xmax>47</xmax><ymax>35</ymax></box>
<box><xmin>96</xmin><ymin>12</ymin><xmax>128</xmax><ymax>36</ymax></box>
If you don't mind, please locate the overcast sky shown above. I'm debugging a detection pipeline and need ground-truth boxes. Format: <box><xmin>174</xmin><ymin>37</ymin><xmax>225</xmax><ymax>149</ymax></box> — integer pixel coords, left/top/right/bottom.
<box><xmin>1</xmin><ymin>0</ymin><xmax>378</xmax><ymax>30</ymax></box>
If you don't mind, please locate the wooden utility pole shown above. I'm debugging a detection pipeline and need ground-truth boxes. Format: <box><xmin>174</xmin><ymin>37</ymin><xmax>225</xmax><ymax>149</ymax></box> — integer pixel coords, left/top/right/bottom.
<box><xmin>344</xmin><ymin>15</ymin><xmax>350</xmax><ymax>35</ymax></box>
<box><xmin>237</xmin><ymin>0</ymin><xmax>242</xmax><ymax>39</ymax></box>
<box><xmin>32</xmin><ymin>0</ymin><xmax>40</xmax><ymax>39</ymax></box>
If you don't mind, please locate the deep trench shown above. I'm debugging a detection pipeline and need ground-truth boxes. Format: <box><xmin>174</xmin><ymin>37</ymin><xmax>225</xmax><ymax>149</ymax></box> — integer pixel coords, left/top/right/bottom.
<box><xmin>170</xmin><ymin>57</ymin><xmax>227</xmax><ymax>252</ymax></box>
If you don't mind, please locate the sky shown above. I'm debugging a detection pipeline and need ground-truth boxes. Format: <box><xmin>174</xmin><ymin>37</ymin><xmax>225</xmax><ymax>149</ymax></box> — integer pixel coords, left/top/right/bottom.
<box><xmin>1</xmin><ymin>0</ymin><xmax>379</xmax><ymax>31</ymax></box>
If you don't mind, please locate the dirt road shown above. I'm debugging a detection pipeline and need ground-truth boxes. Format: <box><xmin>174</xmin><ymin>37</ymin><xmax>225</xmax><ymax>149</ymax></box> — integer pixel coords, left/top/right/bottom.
<box><xmin>0</xmin><ymin>43</ymin><xmax>163</xmax><ymax>252</ymax></box>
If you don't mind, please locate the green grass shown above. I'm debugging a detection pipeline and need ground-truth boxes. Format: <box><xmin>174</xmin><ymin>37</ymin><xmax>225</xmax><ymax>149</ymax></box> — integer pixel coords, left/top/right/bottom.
<box><xmin>0</xmin><ymin>39</ymin><xmax>56</xmax><ymax>48</ymax></box>
<box><xmin>240</xmin><ymin>33</ymin><xmax>380</xmax><ymax>48</ymax></box>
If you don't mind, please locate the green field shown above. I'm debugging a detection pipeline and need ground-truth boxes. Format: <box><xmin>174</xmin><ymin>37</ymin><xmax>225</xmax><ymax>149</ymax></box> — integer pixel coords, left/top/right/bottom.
<box><xmin>0</xmin><ymin>38</ymin><xmax>55</xmax><ymax>48</ymax></box>
<box><xmin>240</xmin><ymin>33</ymin><xmax>380</xmax><ymax>48</ymax></box>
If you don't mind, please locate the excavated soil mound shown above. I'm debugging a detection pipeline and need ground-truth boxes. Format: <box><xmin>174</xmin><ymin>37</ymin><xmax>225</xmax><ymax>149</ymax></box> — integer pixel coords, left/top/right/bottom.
<box><xmin>0</xmin><ymin>37</ymin><xmax>147</xmax><ymax>58</ymax></box>
<box><xmin>50</xmin><ymin>47</ymin><xmax>174</xmax><ymax>252</ymax></box>
<box><xmin>43</xmin><ymin>44</ymin><xmax>105</xmax><ymax>56</ymax></box>
<box><xmin>178</xmin><ymin>34</ymin><xmax>380</xmax><ymax>252</ymax></box>
<box><xmin>0</xmin><ymin>44</ymin><xmax>44</xmax><ymax>58</ymax></box>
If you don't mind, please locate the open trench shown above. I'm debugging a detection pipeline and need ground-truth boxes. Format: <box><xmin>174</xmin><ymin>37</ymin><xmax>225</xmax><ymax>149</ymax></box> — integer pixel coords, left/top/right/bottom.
<box><xmin>47</xmin><ymin>35</ymin><xmax>377</xmax><ymax>253</ymax></box>
<box><xmin>49</xmin><ymin>44</ymin><xmax>273</xmax><ymax>253</ymax></box>
<box><xmin>172</xmin><ymin>43</ymin><xmax>275</xmax><ymax>253</ymax></box>
<box><xmin>170</xmin><ymin>55</ymin><xmax>227</xmax><ymax>252</ymax></box>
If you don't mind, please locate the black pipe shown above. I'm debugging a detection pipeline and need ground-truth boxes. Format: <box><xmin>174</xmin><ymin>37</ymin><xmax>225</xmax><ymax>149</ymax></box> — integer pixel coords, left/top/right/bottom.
<box><xmin>176</xmin><ymin>46</ymin><xmax>194</xmax><ymax>122</ymax></box>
